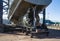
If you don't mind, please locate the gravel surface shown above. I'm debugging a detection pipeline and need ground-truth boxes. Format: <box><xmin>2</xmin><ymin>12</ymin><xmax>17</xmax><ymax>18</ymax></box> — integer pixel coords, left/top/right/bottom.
<box><xmin>0</xmin><ymin>26</ymin><xmax>60</xmax><ymax>41</ymax></box>
<box><xmin>0</xmin><ymin>32</ymin><xmax>60</xmax><ymax>41</ymax></box>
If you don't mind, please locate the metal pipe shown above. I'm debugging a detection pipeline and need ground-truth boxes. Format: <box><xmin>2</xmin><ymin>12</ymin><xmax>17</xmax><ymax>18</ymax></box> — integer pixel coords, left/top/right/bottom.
<box><xmin>0</xmin><ymin>0</ymin><xmax>3</xmax><ymax>24</ymax></box>
<box><xmin>33</xmin><ymin>6</ymin><xmax>37</xmax><ymax>28</ymax></box>
<box><xmin>43</xmin><ymin>9</ymin><xmax>46</xmax><ymax>25</ymax></box>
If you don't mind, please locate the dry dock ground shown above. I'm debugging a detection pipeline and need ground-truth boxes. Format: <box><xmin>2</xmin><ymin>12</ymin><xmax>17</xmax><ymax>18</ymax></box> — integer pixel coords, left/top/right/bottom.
<box><xmin>0</xmin><ymin>26</ymin><xmax>60</xmax><ymax>41</ymax></box>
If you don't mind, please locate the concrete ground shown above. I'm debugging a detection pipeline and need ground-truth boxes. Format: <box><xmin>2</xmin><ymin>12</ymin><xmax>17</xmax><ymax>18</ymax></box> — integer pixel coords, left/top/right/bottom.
<box><xmin>0</xmin><ymin>26</ymin><xmax>60</xmax><ymax>41</ymax></box>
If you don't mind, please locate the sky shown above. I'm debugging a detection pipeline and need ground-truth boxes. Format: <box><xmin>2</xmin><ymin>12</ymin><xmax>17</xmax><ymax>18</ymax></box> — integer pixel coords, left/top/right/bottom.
<box><xmin>3</xmin><ymin>0</ymin><xmax>8</xmax><ymax>20</ymax></box>
<box><xmin>46</xmin><ymin>0</ymin><xmax>60</xmax><ymax>22</ymax></box>
<box><xmin>3</xmin><ymin>0</ymin><xmax>60</xmax><ymax>22</ymax></box>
